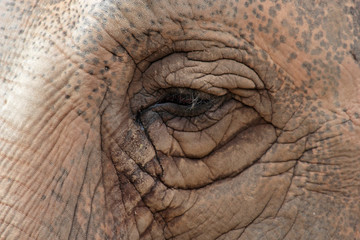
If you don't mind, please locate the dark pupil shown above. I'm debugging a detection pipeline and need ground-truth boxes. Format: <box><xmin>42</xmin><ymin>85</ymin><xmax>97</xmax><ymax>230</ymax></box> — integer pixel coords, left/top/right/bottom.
<box><xmin>160</xmin><ymin>93</ymin><xmax>209</xmax><ymax>106</ymax></box>
<box><xmin>161</xmin><ymin>94</ymin><xmax>194</xmax><ymax>105</ymax></box>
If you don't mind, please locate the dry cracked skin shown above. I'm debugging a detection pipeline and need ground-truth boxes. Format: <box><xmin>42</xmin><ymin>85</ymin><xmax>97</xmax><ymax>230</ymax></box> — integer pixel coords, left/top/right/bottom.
<box><xmin>0</xmin><ymin>0</ymin><xmax>360</xmax><ymax>239</ymax></box>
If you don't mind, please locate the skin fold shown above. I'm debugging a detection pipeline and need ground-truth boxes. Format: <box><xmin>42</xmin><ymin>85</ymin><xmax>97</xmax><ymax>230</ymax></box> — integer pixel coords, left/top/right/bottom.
<box><xmin>0</xmin><ymin>0</ymin><xmax>360</xmax><ymax>239</ymax></box>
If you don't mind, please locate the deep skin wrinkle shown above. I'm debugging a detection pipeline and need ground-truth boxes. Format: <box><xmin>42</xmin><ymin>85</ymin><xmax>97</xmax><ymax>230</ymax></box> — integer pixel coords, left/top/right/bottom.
<box><xmin>0</xmin><ymin>0</ymin><xmax>360</xmax><ymax>239</ymax></box>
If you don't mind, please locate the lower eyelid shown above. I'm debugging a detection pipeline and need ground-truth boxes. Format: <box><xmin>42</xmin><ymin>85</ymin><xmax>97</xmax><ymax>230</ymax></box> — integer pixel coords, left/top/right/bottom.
<box><xmin>161</xmin><ymin>99</ymin><xmax>242</xmax><ymax>132</ymax></box>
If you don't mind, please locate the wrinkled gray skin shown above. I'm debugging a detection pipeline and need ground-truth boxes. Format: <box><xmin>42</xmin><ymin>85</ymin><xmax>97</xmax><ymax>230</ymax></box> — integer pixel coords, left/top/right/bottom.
<box><xmin>1</xmin><ymin>0</ymin><xmax>360</xmax><ymax>239</ymax></box>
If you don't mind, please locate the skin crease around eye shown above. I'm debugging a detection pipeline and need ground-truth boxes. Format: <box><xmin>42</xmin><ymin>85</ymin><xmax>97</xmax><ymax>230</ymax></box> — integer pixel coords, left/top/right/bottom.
<box><xmin>127</xmin><ymin>42</ymin><xmax>274</xmax><ymax>187</ymax></box>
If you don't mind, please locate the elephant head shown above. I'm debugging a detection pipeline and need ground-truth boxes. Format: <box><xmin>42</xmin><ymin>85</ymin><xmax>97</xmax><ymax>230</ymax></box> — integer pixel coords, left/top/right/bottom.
<box><xmin>1</xmin><ymin>0</ymin><xmax>360</xmax><ymax>239</ymax></box>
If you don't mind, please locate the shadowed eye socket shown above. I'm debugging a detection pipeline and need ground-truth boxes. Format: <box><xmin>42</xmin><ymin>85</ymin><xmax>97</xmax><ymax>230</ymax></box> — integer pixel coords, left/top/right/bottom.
<box><xmin>147</xmin><ymin>88</ymin><xmax>228</xmax><ymax>117</ymax></box>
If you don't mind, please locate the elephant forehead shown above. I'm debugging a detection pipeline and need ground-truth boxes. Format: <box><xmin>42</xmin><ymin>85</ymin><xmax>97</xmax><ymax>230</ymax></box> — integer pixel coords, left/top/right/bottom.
<box><xmin>73</xmin><ymin>0</ymin><xmax>359</xmax><ymax>96</ymax></box>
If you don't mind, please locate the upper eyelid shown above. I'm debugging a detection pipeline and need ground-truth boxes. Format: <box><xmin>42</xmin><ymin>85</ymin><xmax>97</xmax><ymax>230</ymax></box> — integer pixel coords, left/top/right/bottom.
<box><xmin>141</xmin><ymin>54</ymin><xmax>262</xmax><ymax>96</ymax></box>
<box><xmin>130</xmin><ymin>46</ymin><xmax>265</xmax><ymax>114</ymax></box>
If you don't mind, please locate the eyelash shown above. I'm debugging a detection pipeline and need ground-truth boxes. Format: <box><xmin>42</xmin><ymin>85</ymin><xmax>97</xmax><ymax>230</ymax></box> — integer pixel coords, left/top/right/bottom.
<box><xmin>158</xmin><ymin>89</ymin><xmax>212</xmax><ymax>108</ymax></box>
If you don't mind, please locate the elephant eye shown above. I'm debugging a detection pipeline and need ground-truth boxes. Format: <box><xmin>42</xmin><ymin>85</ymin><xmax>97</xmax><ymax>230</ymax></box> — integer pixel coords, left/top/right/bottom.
<box><xmin>160</xmin><ymin>90</ymin><xmax>210</xmax><ymax>106</ymax></box>
<box><xmin>148</xmin><ymin>88</ymin><xmax>227</xmax><ymax>117</ymax></box>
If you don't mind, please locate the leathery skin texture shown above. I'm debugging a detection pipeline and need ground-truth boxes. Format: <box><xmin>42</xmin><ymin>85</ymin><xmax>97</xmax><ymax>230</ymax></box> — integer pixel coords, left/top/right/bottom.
<box><xmin>0</xmin><ymin>0</ymin><xmax>360</xmax><ymax>239</ymax></box>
